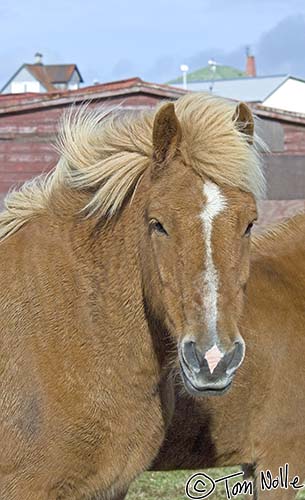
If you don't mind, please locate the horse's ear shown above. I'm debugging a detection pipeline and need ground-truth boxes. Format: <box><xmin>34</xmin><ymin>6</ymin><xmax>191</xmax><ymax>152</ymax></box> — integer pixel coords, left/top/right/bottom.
<box><xmin>233</xmin><ymin>102</ymin><xmax>254</xmax><ymax>144</ymax></box>
<box><xmin>152</xmin><ymin>103</ymin><xmax>182</xmax><ymax>168</ymax></box>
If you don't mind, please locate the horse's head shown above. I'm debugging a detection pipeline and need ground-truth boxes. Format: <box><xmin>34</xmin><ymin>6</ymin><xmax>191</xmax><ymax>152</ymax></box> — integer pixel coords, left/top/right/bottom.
<box><xmin>141</xmin><ymin>99</ymin><xmax>261</xmax><ymax>396</ymax></box>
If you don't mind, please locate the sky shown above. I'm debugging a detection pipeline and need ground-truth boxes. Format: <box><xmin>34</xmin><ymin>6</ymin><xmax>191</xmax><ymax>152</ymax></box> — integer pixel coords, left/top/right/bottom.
<box><xmin>1</xmin><ymin>0</ymin><xmax>305</xmax><ymax>89</ymax></box>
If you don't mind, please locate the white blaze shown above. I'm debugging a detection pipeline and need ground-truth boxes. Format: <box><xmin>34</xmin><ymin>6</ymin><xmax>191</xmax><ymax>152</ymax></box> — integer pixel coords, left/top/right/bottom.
<box><xmin>200</xmin><ymin>180</ymin><xmax>227</xmax><ymax>349</ymax></box>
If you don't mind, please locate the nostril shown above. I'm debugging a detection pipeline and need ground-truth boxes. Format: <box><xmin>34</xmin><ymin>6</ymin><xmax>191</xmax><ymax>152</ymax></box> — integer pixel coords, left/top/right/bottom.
<box><xmin>224</xmin><ymin>346</ymin><xmax>236</xmax><ymax>367</ymax></box>
<box><xmin>181</xmin><ymin>341</ymin><xmax>203</xmax><ymax>373</ymax></box>
<box><xmin>225</xmin><ymin>341</ymin><xmax>245</xmax><ymax>373</ymax></box>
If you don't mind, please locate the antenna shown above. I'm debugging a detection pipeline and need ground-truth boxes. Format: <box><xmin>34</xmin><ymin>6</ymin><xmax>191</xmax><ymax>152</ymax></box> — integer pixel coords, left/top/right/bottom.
<box><xmin>208</xmin><ymin>58</ymin><xmax>220</xmax><ymax>92</ymax></box>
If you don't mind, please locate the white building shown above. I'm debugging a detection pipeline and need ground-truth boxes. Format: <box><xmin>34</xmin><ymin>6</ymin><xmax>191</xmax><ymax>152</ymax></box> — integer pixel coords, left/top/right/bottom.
<box><xmin>1</xmin><ymin>53</ymin><xmax>83</xmax><ymax>94</ymax></box>
<box><xmin>171</xmin><ymin>75</ymin><xmax>305</xmax><ymax>115</ymax></box>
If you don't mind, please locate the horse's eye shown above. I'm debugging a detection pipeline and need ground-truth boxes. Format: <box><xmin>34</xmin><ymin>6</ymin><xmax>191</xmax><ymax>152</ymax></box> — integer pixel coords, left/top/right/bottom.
<box><xmin>150</xmin><ymin>219</ymin><xmax>168</xmax><ymax>236</ymax></box>
<box><xmin>244</xmin><ymin>222</ymin><xmax>254</xmax><ymax>237</ymax></box>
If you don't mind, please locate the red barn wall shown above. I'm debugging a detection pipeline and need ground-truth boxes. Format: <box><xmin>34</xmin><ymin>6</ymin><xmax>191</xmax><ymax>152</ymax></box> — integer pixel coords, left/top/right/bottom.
<box><xmin>0</xmin><ymin>107</ymin><xmax>60</xmax><ymax>193</ymax></box>
<box><xmin>282</xmin><ymin>123</ymin><xmax>305</xmax><ymax>155</ymax></box>
<box><xmin>0</xmin><ymin>94</ymin><xmax>164</xmax><ymax>194</ymax></box>
<box><xmin>1</xmin><ymin>95</ymin><xmax>305</xmax><ymax>209</ymax></box>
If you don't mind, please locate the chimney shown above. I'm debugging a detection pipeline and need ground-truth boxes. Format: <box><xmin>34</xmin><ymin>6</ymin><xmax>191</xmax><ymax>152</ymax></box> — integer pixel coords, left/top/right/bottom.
<box><xmin>245</xmin><ymin>47</ymin><xmax>256</xmax><ymax>77</ymax></box>
<box><xmin>34</xmin><ymin>52</ymin><xmax>43</xmax><ymax>65</ymax></box>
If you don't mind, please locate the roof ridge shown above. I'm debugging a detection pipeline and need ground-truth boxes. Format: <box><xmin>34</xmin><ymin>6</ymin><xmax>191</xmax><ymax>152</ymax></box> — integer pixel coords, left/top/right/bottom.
<box><xmin>25</xmin><ymin>63</ymin><xmax>76</xmax><ymax>68</ymax></box>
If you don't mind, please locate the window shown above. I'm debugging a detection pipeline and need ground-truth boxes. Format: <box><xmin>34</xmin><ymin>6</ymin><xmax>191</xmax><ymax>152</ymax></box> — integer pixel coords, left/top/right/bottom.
<box><xmin>53</xmin><ymin>83</ymin><xmax>67</xmax><ymax>90</ymax></box>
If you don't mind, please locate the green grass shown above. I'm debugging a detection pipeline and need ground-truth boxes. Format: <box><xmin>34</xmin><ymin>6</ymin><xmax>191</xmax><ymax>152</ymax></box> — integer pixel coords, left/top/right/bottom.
<box><xmin>127</xmin><ymin>468</ymin><xmax>305</xmax><ymax>500</ymax></box>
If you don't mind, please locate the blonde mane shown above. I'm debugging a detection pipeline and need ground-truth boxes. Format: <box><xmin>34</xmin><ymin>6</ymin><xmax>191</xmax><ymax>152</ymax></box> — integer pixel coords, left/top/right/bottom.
<box><xmin>0</xmin><ymin>93</ymin><xmax>266</xmax><ymax>241</ymax></box>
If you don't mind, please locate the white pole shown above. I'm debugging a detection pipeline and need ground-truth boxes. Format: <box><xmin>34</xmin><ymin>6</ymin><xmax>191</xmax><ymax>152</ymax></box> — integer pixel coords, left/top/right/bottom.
<box><xmin>180</xmin><ymin>64</ymin><xmax>189</xmax><ymax>90</ymax></box>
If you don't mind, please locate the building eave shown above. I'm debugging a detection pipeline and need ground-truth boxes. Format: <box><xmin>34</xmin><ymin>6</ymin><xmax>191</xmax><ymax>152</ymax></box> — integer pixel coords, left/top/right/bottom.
<box><xmin>0</xmin><ymin>78</ymin><xmax>186</xmax><ymax>116</ymax></box>
<box><xmin>253</xmin><ymin>104</ymin><xmax>305</xmax><ymax>126</ymax></box>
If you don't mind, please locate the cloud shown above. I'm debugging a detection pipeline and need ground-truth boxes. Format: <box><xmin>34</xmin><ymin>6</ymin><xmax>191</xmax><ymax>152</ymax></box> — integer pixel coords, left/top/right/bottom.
<box><xmin>143</xmin><ymin>55</ymin><xmax>181</xmax><ymax>82</ymax></box>
<box><xmin>147</xmin><ymin>14</ymin><xmax>305</xmax><ymax>83</ymax></box>
<box><xmin>256</xmin><ymin>15</ymin><xmax>305</xmax><ymax>77</ymax></box>
<box><xmin>110</xmin><ymin>59</ymin><xmax>136</xmax><ymax>80</ymax></box>
<box><xmin>1</xmin><ymin>2</ymin><xmax>305</xmax><ymax>88</ymax></box>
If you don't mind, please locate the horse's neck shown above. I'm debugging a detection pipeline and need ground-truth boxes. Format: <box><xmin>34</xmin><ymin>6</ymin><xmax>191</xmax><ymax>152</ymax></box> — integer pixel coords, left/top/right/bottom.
<box><xmin>72</xmin><ymin>214</ymin><xmax>147</xmax><ymax>337</ymax></box>
<box><xmin>57</xmin><ymin>186</ymin><xmax>164</xmax><ymax>351</ymax></box>
<box><xmin>76</xmin><ymin>208</ymin><xmax>167</xmax><ymax>380</ymax></box>
<box><xmin>2</xmin><ymin>198</ymin><xmax>154</xmax><ymax>364</ymax></box>
<box><xmin>241</xmin><ymin>213</ymin><xmax>305</xmax><ymax>396</ymax></box>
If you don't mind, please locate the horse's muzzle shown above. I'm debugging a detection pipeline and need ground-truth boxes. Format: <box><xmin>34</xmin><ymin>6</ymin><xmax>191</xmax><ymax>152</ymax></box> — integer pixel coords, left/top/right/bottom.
<box><xmin>179</xmin><ymin>339</ymin><xmax>245</xmax><ymax>397</ymax></box>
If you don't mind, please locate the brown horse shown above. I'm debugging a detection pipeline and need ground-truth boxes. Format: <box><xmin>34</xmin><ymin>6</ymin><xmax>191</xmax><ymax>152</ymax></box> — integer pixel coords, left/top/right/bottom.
<box><xmin>145</xmin><ymin>213</ymin><xmax>305</xmax><ymax>500</ymax></box>
<box><xmin>0</xmin><ymin>93</ymin><xmax>264</xmax><ymax>499</ymax></box>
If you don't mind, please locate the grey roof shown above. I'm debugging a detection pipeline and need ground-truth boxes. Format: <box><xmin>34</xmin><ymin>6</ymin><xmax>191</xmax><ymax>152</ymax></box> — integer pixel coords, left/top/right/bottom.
<box><xmin>170</xmin><ymin>75</ymin><xmax>289</xmax><ymax>102</ymax></box>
